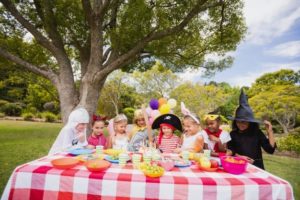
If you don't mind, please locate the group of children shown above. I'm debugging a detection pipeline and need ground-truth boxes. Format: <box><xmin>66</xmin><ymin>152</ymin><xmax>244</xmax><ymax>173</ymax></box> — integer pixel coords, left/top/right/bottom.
<box><xmin>49</xmin><ymin>90</ymin><xmax>276</xmax><ymax>169</ymax></box>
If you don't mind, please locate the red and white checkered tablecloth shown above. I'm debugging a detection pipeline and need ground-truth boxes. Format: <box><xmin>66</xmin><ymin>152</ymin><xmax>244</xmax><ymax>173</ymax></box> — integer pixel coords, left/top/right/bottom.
<box><xmin>2</xmin><ymin>153</ymin><xmax>294</xmax><ymax>200</ymax></box>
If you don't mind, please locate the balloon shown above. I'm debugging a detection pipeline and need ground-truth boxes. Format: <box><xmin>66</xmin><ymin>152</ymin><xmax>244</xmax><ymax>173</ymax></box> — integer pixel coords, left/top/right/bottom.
<box><xmin>167</xmin><ymin>99</ymin><xmax>177</xmax><ymax>109</ymax></box>
<box><xmin>159</xmin><ymin>104</ymin><xmax>171</xmax><ymax>114</ymax></box>
<box><xmin>149</xmin><ymin>99</ymin><xmax>159</xmax><ymax>110</ymax></box>
<box><xmin>158</xmin><ymin>98</ymin><xmax>167</xmax><ymax>107</ymax></box>
<box><xmin>145</xmin><ymin>107</ymin><xmax>152</xmax><ymax>116</ymax></box>
<box><xmin>151</xmin><ymin>110</ymin><xmax>161</xmax><ymax>119</ymax></box>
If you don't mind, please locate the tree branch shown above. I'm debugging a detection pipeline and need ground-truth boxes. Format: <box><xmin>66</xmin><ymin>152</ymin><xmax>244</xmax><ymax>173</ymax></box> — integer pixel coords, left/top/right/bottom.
<box><xmin>100</xmin><ymin>0</ymin><xmax>223</xmax><ymax>76</ymax></box>
<box><xmin>1</xmin><ymin>0</ymin><xmax>56</xmax><ymax>53</ymax></box>
<box><xmin>0</xmin><ymin>46</ymin><xmax>59</xmax><ymax>85</ymax></box>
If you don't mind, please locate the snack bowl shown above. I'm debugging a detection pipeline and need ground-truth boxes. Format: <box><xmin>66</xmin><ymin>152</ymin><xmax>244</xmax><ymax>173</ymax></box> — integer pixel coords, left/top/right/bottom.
<box><xmin>158</xmin><ymin>160</ymin><xmax>174</xmax><ymax>171</ymax></box>
<box><xmin>85</xmin><ymin>160</ymin><xmax>111</xmax><ymax>172</ymax></box>
<box><xmin>220</xmin><ymin>156</ymin><xmax>247</xmax><ymax>175</ymax></box>
<box><xmin>51</xmin><ymin>158</ymin><xmax>79</xmax><ymax>169</ymax></box>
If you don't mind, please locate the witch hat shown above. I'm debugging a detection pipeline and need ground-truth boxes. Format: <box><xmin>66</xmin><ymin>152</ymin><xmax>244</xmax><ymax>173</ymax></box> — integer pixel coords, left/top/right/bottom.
<box><xmin>228</xmin><ymin>89</ymin><xmax>261</xmax><ymax>123</ymax></box>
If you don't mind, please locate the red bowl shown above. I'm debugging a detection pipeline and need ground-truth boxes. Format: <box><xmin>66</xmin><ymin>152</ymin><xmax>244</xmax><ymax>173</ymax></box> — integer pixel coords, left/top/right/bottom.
<box><xmin>220</xmin><ymin>156</ymin><xmax>247</xmax><ymax>175</ymax></box>
<box><xmin>51</xmin><ymin>158</ymin><xmax>79</xmax><ymax>169</ymax></box>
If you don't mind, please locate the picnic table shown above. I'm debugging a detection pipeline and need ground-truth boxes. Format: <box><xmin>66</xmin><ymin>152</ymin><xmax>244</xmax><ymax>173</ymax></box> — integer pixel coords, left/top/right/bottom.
<box><xmin>1</xmin><ymin>153</ymin><xmax>294</xmax><ymax>200</ymax></box>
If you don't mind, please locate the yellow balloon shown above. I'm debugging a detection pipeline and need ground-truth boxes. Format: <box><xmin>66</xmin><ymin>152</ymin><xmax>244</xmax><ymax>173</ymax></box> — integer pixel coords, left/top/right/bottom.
<box><xmin>159</xmin><ymin>104</ymin><xmax>171</xmax><ymax>114</ymax></box>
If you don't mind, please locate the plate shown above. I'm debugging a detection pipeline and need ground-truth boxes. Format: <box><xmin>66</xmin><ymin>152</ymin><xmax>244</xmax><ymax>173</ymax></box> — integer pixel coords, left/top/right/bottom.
<box><xmin>51</xmin><ymin>158</ymin><xmax>79</xmax><ymax>169</ymax></box>
<box><xmin>85</xmin><ymin>160</ymin><xmax>111</xmax><ymax>172</ymax></box>
<box><xmin>198</xmin><ymin>165</ymin><xmax>218</xmax><ymax>172</ymax></box>
<box><xmin>104</xmin><ymin>155</ymin><xmax>130</xmax><ymax>163</ymax></box>
<box><xmin>174</xmin><ymin>160</ymin><xmax>191</xmax><ymax>167</ymax></box>
<box><xmin>68</xmin><ymin>148</ymin><xmax>93</xmax><ymax>156</ymax></box>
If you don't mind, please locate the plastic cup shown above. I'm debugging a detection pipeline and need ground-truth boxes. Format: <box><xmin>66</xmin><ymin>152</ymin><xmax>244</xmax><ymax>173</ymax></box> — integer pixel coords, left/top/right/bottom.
<box><xmin>182</xmin><ymin>150</ymin><xmax>190</xmax><ymax>161</ymax></box>
<box><xmin>119</xmin><ymin>153</ymin><xmax>128</xmax><ymax>167</ymax></box>
<box><xmin>132</xmin><ymin>154</ymin><xmax>142</xmax><ymax>168</ymax></box>
<box><xmin>203</xmin><ymin>150</ymin><xmax>211</xmax><ymax>159</ymax></box>
<box><xmin>96</xmin><ymin>145</ymin><xmax>104</xmax><ymax>154</ymax></box>
<box><xmin>143</xmin><ymin>153</ymin><xmax>152</xmax><ymax>164</ymax></box>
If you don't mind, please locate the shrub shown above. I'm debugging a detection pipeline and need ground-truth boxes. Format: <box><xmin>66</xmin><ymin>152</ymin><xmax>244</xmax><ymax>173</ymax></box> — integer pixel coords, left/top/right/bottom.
<box><xmin>277</xmin><ymin>130</ymin><xmax>300</xmax><ymax>154</ymax></box>
<box><xmin>42</xmin><ymin>112</ymin><xmax>57</xmax><ymax>122</ymax></box>
<box><xmin>36</xmin><ymin>112</ymin><xmax>43</xmax><ymax>119</ymax></box>
<box><xmin>0</xmin><ymin>99</ymin><xmax>9</xmax><ymax>108</ymax></box>
<box><xmin>122</xmin><ymin>107</ymin><xmax>135</xmax><ymax>124</ymax></box>
<box><xmin>1</xmin><ymin>103</ymin><xmax>22</xmax><ymax>116</ymax></box>
<box><xmin>0</xmin><ymin>112</ymin><xmax>5</xmax><ymax>118</ymax></box>
<box><xmin>22</xmin><ymin>112</ymin><xmax>34</xmax><ymax>121</ymax></box>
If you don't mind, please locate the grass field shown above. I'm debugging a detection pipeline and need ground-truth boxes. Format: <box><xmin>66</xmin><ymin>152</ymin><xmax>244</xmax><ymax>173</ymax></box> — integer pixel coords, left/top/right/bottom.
<box><xmin>0</xmin><ymin>120</ymin><xmax>299</xmax><ymax>199</ymax></box>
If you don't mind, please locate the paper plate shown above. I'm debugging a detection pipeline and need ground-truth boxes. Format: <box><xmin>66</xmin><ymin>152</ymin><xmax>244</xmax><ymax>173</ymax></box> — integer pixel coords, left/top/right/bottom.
<box><xmin>198</xmin><ymin>164</ymin><xmax>218</xmax><ymax>172</ymax></box>
<box><xmin>51</xmin><ymin>158</ymin><xmax>79</xmax><ymax>169</ymax></box>
<box><xmin>104</xmin><ymin>155</ymin><xmax>130</xmax><ymax>163</ymax></box>
<box><xmin>68</xmin><ymin>148</ymin><xmax>93</xmax><ymax>156</ymax></box>
<box><xmin>174</xmin><ymin>160</ymin><xmax>191</xmax><ymax>168</ymax></box>
<box><xmin>85</xmin><ymin>160</ymin><xmax>111</xmax><ymax>172</ymax></box>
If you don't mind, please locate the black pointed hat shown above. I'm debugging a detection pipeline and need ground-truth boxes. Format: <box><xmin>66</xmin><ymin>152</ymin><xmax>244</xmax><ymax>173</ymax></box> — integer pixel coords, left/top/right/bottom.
<box><xmin>152</xmin><ymin>114</ymin><xmax>183</xmax><ymax>132</ymax></box>
<box><xmin>228</xmin><ymin>89</ymin><xmax>261</xmax><ymax>123</ymax></box>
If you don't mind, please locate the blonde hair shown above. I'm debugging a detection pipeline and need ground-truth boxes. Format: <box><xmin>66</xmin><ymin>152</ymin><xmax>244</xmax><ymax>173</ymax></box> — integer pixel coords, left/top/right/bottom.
<box><xmin>133</xmin><ymin>109</ymin><xmax>145</xmax><ymax>125</ymax></box>
<box><xmin>113</xmin><ymin>114</ymin><xmax>128</xmax><ymax>124</ymax></box>
<box><xmin>183</xmin><ymin>115</ymin><xmax>200</xmax><ymax>125</ymax></box>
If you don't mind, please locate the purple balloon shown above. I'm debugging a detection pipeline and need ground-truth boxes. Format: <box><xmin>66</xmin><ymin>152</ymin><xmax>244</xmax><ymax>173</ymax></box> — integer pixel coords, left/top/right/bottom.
<box><xmin>149</xmin><ymin>99</ymin><xmax>159</xmax><ymax>110</ymax></box>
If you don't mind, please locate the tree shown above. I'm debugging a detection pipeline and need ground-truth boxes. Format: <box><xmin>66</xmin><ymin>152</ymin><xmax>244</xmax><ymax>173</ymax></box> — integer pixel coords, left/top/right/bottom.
<box><xmin>97</xmin><ymin>70</ymin><xmax>138</xmax><ymax>117</ymax></box>
<box><xmin>249</xmin><ymin>85</ymin><xmax>300</xmax><ymax>134</ymax></box>
<box><xmin>132</xmin><ymin>61</ymin><xmax>179</xmax><ymax>99</ymax></box>
<box><xmin>0</xmin><ymin>0</ymin><xmax>246</xmax><ymax>123</ymax></box>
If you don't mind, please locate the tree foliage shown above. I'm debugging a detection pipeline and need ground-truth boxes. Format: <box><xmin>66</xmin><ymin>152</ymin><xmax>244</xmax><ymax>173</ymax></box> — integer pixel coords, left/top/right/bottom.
<box><xmin>0</xmin><ymin>0</ymin><xmax>246</xmax><ymax>122</ymax></box>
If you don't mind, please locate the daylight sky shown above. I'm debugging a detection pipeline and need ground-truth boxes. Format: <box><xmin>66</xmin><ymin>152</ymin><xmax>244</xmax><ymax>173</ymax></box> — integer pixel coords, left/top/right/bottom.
<box><xmin>180</xmin><ymin>0</ymin><xmax>300</xmax><ymax>87</ymax></box>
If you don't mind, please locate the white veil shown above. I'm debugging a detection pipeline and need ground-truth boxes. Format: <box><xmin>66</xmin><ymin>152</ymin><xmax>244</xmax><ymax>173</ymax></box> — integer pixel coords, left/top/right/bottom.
<box><xmin>48</xmin><ymin>108</ymin><xmax>89</xmax><ymax>155</ymax></box>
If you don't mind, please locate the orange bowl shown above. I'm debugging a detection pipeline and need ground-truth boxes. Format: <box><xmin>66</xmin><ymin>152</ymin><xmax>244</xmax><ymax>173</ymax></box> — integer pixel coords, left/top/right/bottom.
<box><xmin>51</xmin><ymin>158</ymin><xmax>79</xmax><ymax>169</ymax></box>
<box><xmin>85</xmin><ymin>160</ymin><xmax>111</xmax><ymax>172</ymax></box>
<box><xmin>197</xmin><ymin>163</ymin><xmax>218</xmax><ymax>172</ymax></box>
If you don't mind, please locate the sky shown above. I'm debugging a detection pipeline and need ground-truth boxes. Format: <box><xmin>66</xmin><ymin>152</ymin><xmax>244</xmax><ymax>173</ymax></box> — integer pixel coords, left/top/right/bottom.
<box><xmin>179</xmin><ymin>0</ymin><xmax>300</xmax><ymax>87</ymax></box>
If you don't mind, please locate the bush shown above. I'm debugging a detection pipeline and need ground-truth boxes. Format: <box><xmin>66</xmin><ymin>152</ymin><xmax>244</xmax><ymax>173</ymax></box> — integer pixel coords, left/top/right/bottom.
<box><xmin>22</xmin><ymin>112</ymin><xmax>34</xmax><ymax>121</ymax></box>
<box><xmin>122</xmin><ymin>107</ymin><xmax>135</xmax><ymax>124</ymax></box>
<box><xmin>277</xmin><ymin>130</ymin><xmax>300</xmax><ymax>154</ymax></box>
<box><xmin>0</xmin><ymin>112</ymin><xmax>5</xmax><ymax>118</ymax></box>
<box><xmin>1</xmin><ymin>103</ymin><xmax>22</xmax><ymax>116</ymax></box>
<box><xmin>35</xmin><ymin>112</ymin><xmax>43</xmax><ymax>119</ymax></box>
<box><xmin>0</xmin><ymin>100</ymin><xmax>9</xmax><ymax>108</ymax></box>
<box><xmin>42</xmin><ymin>112</ymin><xmax>57</xmax><ymax>122</ymax></box>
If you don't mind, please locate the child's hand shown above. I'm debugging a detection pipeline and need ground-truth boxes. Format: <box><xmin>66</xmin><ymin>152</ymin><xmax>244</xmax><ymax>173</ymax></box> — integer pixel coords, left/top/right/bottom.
<box><xmin>238</xmin><ymin>155</ymin><xmax>254</xmax><ymax>164</ymax></box>
<box><xmin>263</xmin><ymin>120</ymin><xmax>273</xmax><ymax>132</ymax></box>
<box><xmin>76</xmin><ymin>132</ymin><xmax>85</xmax><ymax>142</ymax></box>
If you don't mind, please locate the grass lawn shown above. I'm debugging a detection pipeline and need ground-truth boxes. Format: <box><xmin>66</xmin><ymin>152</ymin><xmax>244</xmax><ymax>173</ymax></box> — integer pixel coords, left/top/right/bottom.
<box><xmin>0</xmin><ymin>120</ymin><xmax>299</xmax><ymax>199</ymax></box>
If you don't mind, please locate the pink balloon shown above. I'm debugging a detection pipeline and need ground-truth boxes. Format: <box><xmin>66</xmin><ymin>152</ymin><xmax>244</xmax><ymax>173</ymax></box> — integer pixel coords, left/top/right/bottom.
<box><xmin>151</xmin><ymin>110</ymin><xmax>161</xmax><ymax>119</ymax></box>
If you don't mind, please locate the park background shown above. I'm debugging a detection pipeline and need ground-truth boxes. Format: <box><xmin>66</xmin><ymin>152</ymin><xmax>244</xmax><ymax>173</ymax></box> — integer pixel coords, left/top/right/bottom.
<box><xmin>0</xmin><ymin>0</ymin><xmax>299</xmax><ymax>199</ymax></box>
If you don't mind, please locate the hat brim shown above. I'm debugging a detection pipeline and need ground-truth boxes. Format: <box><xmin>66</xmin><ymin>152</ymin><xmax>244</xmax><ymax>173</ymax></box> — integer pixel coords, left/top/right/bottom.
<box><xmin>227</xmin><ymin>116</ymin><xmax>262</xmax><ymax>124</ymax></box>
<box><xmin>152</xmin><ymin>114</ymin><xmax>183</xmax><ymax>132</ymax></box>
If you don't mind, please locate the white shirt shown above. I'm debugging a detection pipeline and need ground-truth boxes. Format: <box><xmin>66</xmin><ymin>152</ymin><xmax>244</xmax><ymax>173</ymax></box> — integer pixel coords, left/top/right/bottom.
<box><xmin>181</xmin><ymin>131</ymin><xmax>208</xmax><ymax>150</ymax></box>
<box><xmin>202</xmin><ymin>130</ymin><xmax>231</xmax><ymax>151</ymax></box>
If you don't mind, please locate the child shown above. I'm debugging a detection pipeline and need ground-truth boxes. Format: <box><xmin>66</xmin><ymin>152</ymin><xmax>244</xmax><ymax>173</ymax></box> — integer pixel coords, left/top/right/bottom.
<box><xmin>129</xmin><ymin>109</ymin><xmax>147</xmax><ymax>139</ymax></box>
<box><xmin>128</xmin><ymin>106</ymin><xmax>154</xmax><ymax>152</ymax></box>
<box><xmin>152</xmin><ymin>113</ymin><xmax>182</xmax><ymax>153</ymax></box>
<box><xmin>227</xmin><ymin>90</ymin><xmax>276</xmax><ymax>169</ymax></box>
<box><xmin>202</xmin><ymin>113</ymin><xmax>231</xmax><ymax>156</ymax></box>
<box><xmin>179</xmin><ymin>102</ymin><xmax>207</xmax><ymax>153</ymax></box>
<box><xmin>107</xmin><ymin>114</ymin><xmax>129</xmax><ymax>150</ymax></box>
<box><xmin>48</xmin><ymin>107</ymin><xmax>89</xmax><ymax>155</ymax></box>
<box><xmin>87</xmin><ymin>115</ymin><xmax>107</xmax><ymax>149</ymax></box>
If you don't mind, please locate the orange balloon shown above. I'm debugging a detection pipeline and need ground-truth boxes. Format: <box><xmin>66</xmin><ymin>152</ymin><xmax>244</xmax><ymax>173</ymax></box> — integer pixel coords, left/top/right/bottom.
<box><xmin>158</xmin><ymin>98</ymin><xmax>167</xmax><ymax>107</ymax></box>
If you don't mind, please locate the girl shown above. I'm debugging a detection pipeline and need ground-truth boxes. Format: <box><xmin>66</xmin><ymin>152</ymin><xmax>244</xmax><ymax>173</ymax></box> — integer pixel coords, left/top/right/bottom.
<box><xmin>129</xmin><ymin>109</ymin><xmax>147</xmax><ymax>139</ymax></box>
<box><xmin>48</xmin><ymin>108</ymin><xmax>89</xmax><ymax>155</ymax></box>
<box><xmin>128</xmin><ymin>106</ymin><xmax>154</xmax><ymax>152</ymax></box>
<box><xmin>179</xmin><ymin>102</ymin><xmax>207</xmax><ymax>153</ymax></box>
<box><xmin>107</xmin><ymin>114</ymin><xmax>129</xmax><ymax>150</ymax></box>
<box><xmin>152</xmin><ymin>114</ymin><xmax>182</xmax><ymax>153</ymax></box>
<box><xmin>227</xmin><ymin>90</ymin><xmax>276</xmax><ymax>169</ymax></box>
<box><xmin>180</xmin><ymin>115</ymin><xmax>207</xmax><ymax>153</ymax></box>
<box><xmin>87</xmin><ymin>115</ymin><xmax>107</xmax><ymax>149</ymax></box>
<box><xmin>202</xmin><ymin>114</ymin><xmax>231</xmax><ymax>156</ymax></box>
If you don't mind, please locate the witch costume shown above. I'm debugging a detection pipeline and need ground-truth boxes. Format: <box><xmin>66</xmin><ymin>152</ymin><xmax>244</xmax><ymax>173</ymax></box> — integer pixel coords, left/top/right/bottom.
<box><xmin>227</xmin><ymin>90</ymin><xmax>276</xmax><ymax>169</ymax></box>
<box><xmin>48</xmin><ymin>108</ymin><xmax>89</xmax><ymax>155</ymax></box>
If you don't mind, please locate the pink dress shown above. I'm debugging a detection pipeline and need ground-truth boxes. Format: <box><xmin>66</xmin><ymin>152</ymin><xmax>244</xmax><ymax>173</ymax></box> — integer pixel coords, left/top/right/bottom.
<box><xmin>88</xmin><ymin>134</ymin><xmax>107</xmax><ymax>148</ymax></box>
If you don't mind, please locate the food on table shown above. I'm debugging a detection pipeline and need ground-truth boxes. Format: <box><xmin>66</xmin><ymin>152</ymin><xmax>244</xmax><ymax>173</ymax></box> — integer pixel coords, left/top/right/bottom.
<box><xmin>139</xmin><ymin>162</ymin><xmax>164</xmax><ymax>178</ymax></box>
<box><xmin>220</xmin><ymin>156</ymin><xmax>247</xmax><ymax>175</ymax></box>
<box><xmin>104</xmin><ymin>149</ymin><xmax>124</xmax><ymax>159</ymax></box>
